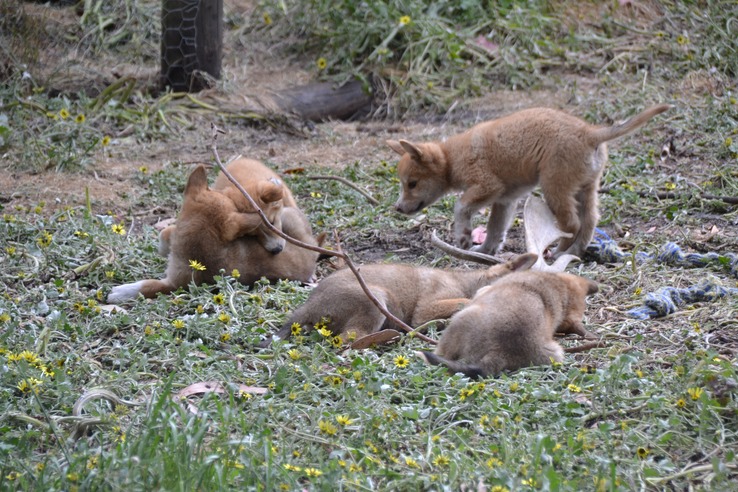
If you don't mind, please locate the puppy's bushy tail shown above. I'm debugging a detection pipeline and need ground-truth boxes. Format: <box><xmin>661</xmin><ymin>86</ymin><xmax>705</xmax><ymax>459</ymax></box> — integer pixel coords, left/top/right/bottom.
<box><xmin>589</xmin><ymin>103</ymin><xmax>672</xmax><ymax>144</ymax></box>
<box><xmin>416</xmin><ymin>351</ymin><xmax>487</xmax><ymax>380</ymax></box>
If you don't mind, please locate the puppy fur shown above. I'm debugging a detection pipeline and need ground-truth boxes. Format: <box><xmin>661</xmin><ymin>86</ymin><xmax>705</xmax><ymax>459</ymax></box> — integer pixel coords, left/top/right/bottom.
<box><xmin>419</xmin><ymin>271</ymin><xmax>599</xmax><ymax>379</ymax></box>
<box><xmin>388</xmin><ymin>104</ymin><xmax>671</xmax><ymax>258</ymax></box>
<box><xmin>107</xmin><ymin>165</ymin><xmax>321</xmax><ymax>303</ymax></box>
<box><xmin>262</xmin><ymin>253</ymin><xmax>538</xmax><ymax>346</ymax></box>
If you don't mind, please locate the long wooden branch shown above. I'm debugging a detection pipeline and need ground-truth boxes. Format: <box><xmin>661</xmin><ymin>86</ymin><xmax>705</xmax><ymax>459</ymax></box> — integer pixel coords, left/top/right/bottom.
<box><xmin>209</xmin><ymin>124</ymin><xmax>435</xmax><ymax>345</ymax></box>
<box><xmin>599</xmin><ymin>187</ymin><xmax>738</xmax><ymax>205</ymax></box>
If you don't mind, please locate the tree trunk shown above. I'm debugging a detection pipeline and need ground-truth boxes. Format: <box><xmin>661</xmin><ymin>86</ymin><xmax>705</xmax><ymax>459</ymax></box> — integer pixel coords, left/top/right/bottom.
<box><xmin>160</xmin><ymin>0</ymin><xmax>222</xmax><ymax>92</ymax></box>
<box><xmin>271</xmin><ymin>79</ymin><xmax>374</xmax><ymax>121</ymax></box>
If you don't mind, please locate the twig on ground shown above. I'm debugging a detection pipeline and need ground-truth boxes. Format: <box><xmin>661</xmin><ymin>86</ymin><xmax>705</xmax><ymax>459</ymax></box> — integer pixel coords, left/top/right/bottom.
<box><xmin>307</xmin><ymin>175</ymin><xmax>380</xmax><ymax>205</ymax></box>
<box><xmin>563</xmin><ymin>340</ymin><xmax>607</xmax><ymax>353</ymax></box>
<box><xmin>209</xmin><ymin>124</ymin><xmax>435</xmax><ymax>345</ymax></box>
<box><xmin>600</xmin><ymin>187</ymin><xmax>738</xmax><ymax>206</ymax></box>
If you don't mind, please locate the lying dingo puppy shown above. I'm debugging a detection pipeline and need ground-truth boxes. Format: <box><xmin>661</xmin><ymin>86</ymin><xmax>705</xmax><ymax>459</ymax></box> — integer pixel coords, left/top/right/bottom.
<box><xmin>388</xmin><ymin>104</ymin><xmax>671</xmax><ymax>258</ymax></box>
<box><xmin>418</xmin><ymin>271</ymin><xmax>598</xmax><ymax>379</ymax></box>
<box><xmin>107</xmin><ymin>165</ymin><xmax>321</xmax><ymax>303</ymax></box>
<box><xmin>160</xmin><ymin>158</ymin><xmax>295</xmax><ymax>256</ymax></box>
<box><xmin>261</xmin><ymin>252</ymin><xmax>538</xmax><ymax>346</ymax></box>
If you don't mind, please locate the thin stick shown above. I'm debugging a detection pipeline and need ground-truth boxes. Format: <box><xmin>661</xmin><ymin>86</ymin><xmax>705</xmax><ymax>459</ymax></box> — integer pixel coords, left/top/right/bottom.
<box><xmin>563</xmin><ymin>340</ymin><xmax>607</xmax><ymax>353</ymax></box>
<box><xmin>307</xmin><ymin>175</ymin><xmax>380</xmax><ymax>205</ymax></box>
<box><xmin>209</xmin><ymin>124</ymin><xmax>435</xmax><ymax>345</ymax></box>
<box><xmin>599</xmin><ymin>187</ymin><xmax>738</xmax><ymax>206</ymax></box>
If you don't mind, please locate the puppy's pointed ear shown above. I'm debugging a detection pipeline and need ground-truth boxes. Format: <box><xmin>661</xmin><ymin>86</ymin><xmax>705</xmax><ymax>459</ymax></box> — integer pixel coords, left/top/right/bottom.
<box><xmin>399</xmin><ymin>140</ymin><xmax>423</xmax><ymax>160</ymax></box>
<box><xmin>184</xmin><ymin>165</ymin><xmax>209</xmax><ymax>197</ymax></box>
<box><xmin>509</xmin><ymin>252</ymin><xmax>539</xmax><ymax>271</ymax></box>
<box><xmin>258</xmin><ymin>178</ymin><xmax>284</xmax><ymax>204</ymax></box>
<box><xmin>582</xmin><ymin>278</ymin><xmax>599</xmax><ymax>296</ymax></box>
<box><xmin>222</xmin><ymin>212</ymin><xmax>263</xmax><ymax>242</ymax></box>
<box><xmin>387</xmin><ymin>140</ymin><xmax>406</xmax><ymax>156</ymax></box>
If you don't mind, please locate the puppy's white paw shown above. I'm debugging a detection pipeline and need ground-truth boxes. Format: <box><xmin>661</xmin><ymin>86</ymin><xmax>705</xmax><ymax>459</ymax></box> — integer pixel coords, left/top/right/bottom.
<box><xmin>107</xmin><ymin>281</ymin><xmax>145</xmax><ymax>303</ymax></box>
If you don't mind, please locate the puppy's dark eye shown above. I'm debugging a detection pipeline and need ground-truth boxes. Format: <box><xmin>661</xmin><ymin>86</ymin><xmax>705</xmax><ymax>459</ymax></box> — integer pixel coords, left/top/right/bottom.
<box><xmin>408</xmin><ymin>181</ymin><xmax>417</xmax><ymax>190</ymax></box>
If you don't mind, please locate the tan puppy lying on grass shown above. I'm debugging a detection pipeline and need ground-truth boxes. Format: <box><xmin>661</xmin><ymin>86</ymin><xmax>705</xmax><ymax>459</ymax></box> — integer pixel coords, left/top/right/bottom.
<box><xmin>108</xmin><ymin>165</ymin><xmax>321</xmax><ymax>303</ymax></box>
<box><xmin>388</xmin><ymin>104</ymin><xmax>671</xmax><ymax>258</ymax></box>
<box><xmin>419</xmin><ymin>271</ymin><xmax>598</xmax><ymax>379</ymax></box>
<box><xmin>262</xmin><ymin>252</ymin><xmax>538</xmax><ymax>346</ymax></box>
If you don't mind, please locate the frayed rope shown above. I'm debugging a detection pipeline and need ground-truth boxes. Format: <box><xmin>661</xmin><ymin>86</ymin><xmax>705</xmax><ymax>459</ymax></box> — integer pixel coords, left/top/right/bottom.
<box><xmin>585</xmin><ymin>229</ymin><xmax>738</xmax><ymax>319</ymax></box>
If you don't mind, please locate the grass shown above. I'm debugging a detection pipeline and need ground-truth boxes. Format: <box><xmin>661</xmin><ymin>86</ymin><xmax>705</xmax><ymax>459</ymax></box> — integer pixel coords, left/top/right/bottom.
<box><xmin>1</xmin><ymin>0</ymin><xmax>738</xmax><ymax>490</ymax></box>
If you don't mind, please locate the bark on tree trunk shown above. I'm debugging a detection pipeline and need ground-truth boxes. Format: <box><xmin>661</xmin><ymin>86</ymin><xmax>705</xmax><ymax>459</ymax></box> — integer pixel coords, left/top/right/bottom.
<box><xmin>160</xmin><ymin>0</ymin><xmax>223</xmax><ymax>92</ymax></box>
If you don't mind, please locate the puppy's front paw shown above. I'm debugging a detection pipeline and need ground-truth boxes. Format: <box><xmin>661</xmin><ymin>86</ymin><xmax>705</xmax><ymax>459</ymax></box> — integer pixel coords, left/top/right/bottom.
<box><xmin>107</xmin><ymin>281</ymin><xmax>145</xmax><ymax>304</ymax></box>
<box><xmin>457</xmin><ymin>235</ymin><xmax>473</xmax><ymax>250</ymax></box>
<box><xmin>470</xmin><ymin>244</ymin><xmax>497</xmax><ymax>255</ymax></box>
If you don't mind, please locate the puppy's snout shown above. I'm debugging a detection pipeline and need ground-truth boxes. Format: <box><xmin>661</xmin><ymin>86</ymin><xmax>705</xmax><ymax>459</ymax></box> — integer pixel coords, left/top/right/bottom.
<box><xmin>269</xmin><ymin>243</ymin><xmax>284</xmax><ymax>255</ymax></box>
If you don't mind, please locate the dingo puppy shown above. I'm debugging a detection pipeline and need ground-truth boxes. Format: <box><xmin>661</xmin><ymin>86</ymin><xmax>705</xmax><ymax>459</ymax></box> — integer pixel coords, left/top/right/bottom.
<box><xmin>388</xmin><ymin>104</ymin><xmax>671</xmax><ymax>258</ymax></box>
<box><xmin>418</xmin><ymin>271</ymin><xmax>598</xmax><ymax>378</ymax></box>
<box><xmin>107</xmin><ymin>165</ymin><xmax>321</xmax><ymax>303</ymax></box>
<box><xmin>160</xmin><ymin>158</ymin><xmax>295</xmax><ymax>256</ymax></box>
<box><xmin>262</xmin><ymin>252</ymin><xmax>538</xmax><ymax>346</ymax></box>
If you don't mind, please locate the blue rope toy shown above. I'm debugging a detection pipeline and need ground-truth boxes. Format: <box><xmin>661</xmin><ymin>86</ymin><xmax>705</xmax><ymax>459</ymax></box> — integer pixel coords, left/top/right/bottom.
<box><xmin>584</xmin><ymin>229</ymin><xmax>738</xmax><ymax>320</ymax></box>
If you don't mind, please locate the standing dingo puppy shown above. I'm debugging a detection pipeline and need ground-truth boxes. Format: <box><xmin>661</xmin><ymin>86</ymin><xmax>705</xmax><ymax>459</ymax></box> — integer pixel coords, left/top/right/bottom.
<box><xmin>419</xmin><ymin>271</ymin><xmax>598</xmax><ymax>378</ymax></box>
<box><xmin>388</xmin><ymin>104</ymin><xmax>671</xmax><ymax>258</ymax></box>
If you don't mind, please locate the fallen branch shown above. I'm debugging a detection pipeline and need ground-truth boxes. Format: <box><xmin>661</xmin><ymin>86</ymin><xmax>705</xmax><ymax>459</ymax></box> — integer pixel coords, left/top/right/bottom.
<box><xmin>307</xmin><ymin>175</ymin><xmax>380</xmax><ymax>205</ymax></box>
<box><xmin>430</xmin><ymin>230</ymin><xmax>504</xmax><ymax>265</ymax></box>
<box><xmin>209</xmin><ymin>124</ymin><xmax>435</xmax><ymax>345</ymax></box>
<box><xmin>600</xmin><ymin>187</ymin><xmax>738</xmax><ymax>206</ymax></box>
<box><xmin>563</xmin><ymin>340</ymin><xmax>607</xmax><ymax>354</ymax></box>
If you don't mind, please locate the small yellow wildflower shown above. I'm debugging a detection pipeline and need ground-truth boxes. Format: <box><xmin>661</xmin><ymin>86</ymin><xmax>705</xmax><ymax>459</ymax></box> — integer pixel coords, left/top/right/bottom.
<box><xmin>394</xmin><ymin>354</ymin><xmax>409</xmax><ymax>368</ymax></box>
<box><xmin>676</xmin><ymin>35</ymin><xmax>688</xmax><ymax>45</ymax></box>
<box><xmin>288</xmin><ymin>349</ymin><xmax>301</xmax><ymax>361</ymax></box>
<box><xmin>317</xmin><ymin>326</ymin><xmax>332</xmax><ymax>337</ymax></box>
<box><xmin>189</xmin><ymin>259</ymin><xmax>206</xmax><ymax>271</ymax></box>
<box><xmin>263</xmin><ymin>12</ymin><xmax>272</xmax><ymax>25</ymax></box>
<box><xmin>490</xmin><ymin>486</ymin><xmax>509</xmax><ymax>492</ymax></box>
<box><xmin>86</xmin><ymin>456</ymin><xmax>98</xmax><ymax>470</ymax></box>
<box><xmin>509</xmin><ymin>382</ymin><xmax>519</xmax><ymax>392</ymax></box>
<box><xmin>219</xmin><ymin>332</ymin><xmax>231</xmax><ymax>342</ymax></box>
<box><xmin>231</xmin><ymin>269</ymin><xmax>240</xmax><ymax>279</ymax></box>
<box><xmin>213</xmin><ymin>293</ymin><xmax>225</xmax><ymax>305</ymax></box>
<box><xmin>664</xmin><ymin>182</ymin><xmax>676</xmax><ymax>190</ymax></box>
<box><xmin>331</xmin><ymin>335</ymin><xmax>343</xmax><ymax>348</ymax></box>
<box><xmin>172</xmin><ymin>319</ymin><xmax>185</xmax><ymax>329</ymax></box>
<box><xmin>432</xmin><ymin>455</ymin><xmax>450</xmax><ymax>467</ymax></box>
<box><xmin>101</xmin><ymin>135</ymin><xmax>111</xmax><ymax>146</ymax></box>
<box><xmin>59</xmin><ymin>108</ymin><xmax>70</xmax><ymax>119</ymax></box>
<box><xmin>75</xmin><ymin>114</ymin><xmax>86</xmax><ymax>124</ymax></box>
<box><xmin>304</xmin><ymin>467</ymin><xmax>322</xmax><ymax>477</ymax></box>
<box><xmin>399</xmin><ymin>15</ymin><xmax>411</xmax><ymax>26</ymax></box>
<box><xmin>291</xmin><ymin>322</ymin><xmax>302</xmax><ymax>336</ymax></box>
<box><xmin>36</xmin><ymin>231</ymin><xmax>52</xmax><ymax>248</ymax></box>
<box><xmin>636</xmin><ymin>447</ymin><xmax>649</xmax><ymax>459</ymax></box>
<box><xmin>0</xmin><ymin>313</ymin><xmax>10</xmax><ymax>323</ymax></box>
<box><xmin>567</xmin><ymin>383</ymin><xmax>582</xmax><ymax>393</ymax></box>
<box><xmin>459</xmin><ymin>387</ymin><xmax>475</xmax><ymax>401</ymax></box>
<box><xmin>310</xmin><ymin>191</ymin><xmax>323</xmax><ymax>198</ymax></box>
<box><xmin>404</xmin><ymin>456</ymin><xmax>420</xmax><ymax>468</ymax></box>
<box><xmin>318</xmin><ymin>419</ymin><xmax>338</xmax><ymax>436</ymax></box>
<box><xmin>687</xmin><ymin>387</ymin><xmax>704</xmax><ymax>400</ymax></box>
<box><xmin>17</xmin><ymin>377</ymin><xmax>43</xmax><ymax>394</ymax></box>
<box><xmin>144</xmin><ymin>325</ymin><xmax>154</xmax><ymax>336</ymax></box>
<box><xmin>675</xmin><ymin>398</ymin><xmax>686</xmax><ymax>408</ymax></box>
<box><xmin>316</xmin><ymin>58</ymin><xmax>327</xmax><ymax>70</ymax></box>
<box><xmin>486</xmin><ymin>457</ymin><xmax>503</xmax><ymax>468</ymax></box>
<box><xmin>336</xmin><ymin>415</ymin><xmax>352</xmax><ymax>426</ymax></box>
<box><xmin>283</xmin><ymin>464</ymin><xmax>301</xmax><ymax>472</ymax></box>
<box><xmin>111</xmin><ymin>223</ymin><xmax>126</xmax><ymax>235</ymax></box>
<box><xmin>218</xmin><ymin>313</ymin><xmax>231</xmax><ymax>324</ymax></box>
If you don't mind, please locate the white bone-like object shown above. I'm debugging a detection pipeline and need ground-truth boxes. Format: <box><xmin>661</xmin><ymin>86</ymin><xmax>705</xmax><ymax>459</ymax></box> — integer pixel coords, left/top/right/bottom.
<box><xmin>523</xmin><ymin>196</ymin><xmax>579</xmax><ymax>272</ymax></box>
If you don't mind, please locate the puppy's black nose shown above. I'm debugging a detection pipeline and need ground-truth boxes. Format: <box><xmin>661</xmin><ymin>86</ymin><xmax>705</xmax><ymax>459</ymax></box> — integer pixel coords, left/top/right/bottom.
<box><xmin>269</xmin><ymin>244</ymin><xmax>284</xmax><ymax>255</ymax></box>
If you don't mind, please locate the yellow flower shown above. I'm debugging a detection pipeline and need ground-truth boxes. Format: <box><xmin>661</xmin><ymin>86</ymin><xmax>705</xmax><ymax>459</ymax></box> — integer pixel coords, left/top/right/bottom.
<box><xmin>219</xmin><ymin>332</ymin><xmax>231</xmax><ymax>342</ymax></box>
<box><xmin>304</xmin><ymin>467</ymin><xmax>322</xmax><ymax>477</ymax></box>
<box><xmin>283</xmin><ymin>464</ymin><xmax>301</xmax><ymax>472</ymax></box>
<box><xmin>393</xmin><ymin>354</ymin><xmax>409</xmax><ymax>368</ymax></box>
<box><xmin>17</xmin><ymin>377</ymin><xmax>43</xmax><ymax>394</ymax></box>
<box><xmin>567</xmin><ymin>383</ymin><xmax>581</xmax><ymax>393</ymax></box>
<box><xmin>59</xmin><ymin>108</ymin><xmax>70</xmax><ymax>119</ymax></box>
<box><xmin>676</xmin><ymin>34</ymin><xmax>688</xmax><ymax>45</ymax></box>
<box><xmin>111</xmin><ymin>223</ymin><xmax>126</xmax><ymax>236</ymax></box>
<box><xmin>290</xmin><ymin>322</ymin><xmax>302</xmax><ymax>336</ymax></box>
<box><xmin>36</xmin><ymin>231</ymin><xmax>52</xmax><ymax>248</ymax></box>
<box><xmin>288</xmin><ymin>349</ymin><xmax>301</xmax><ymax>361</ymax></box>
<box><xmin>231</xmin><ymin>269</ymin><xmax>240</xmax><ymax>279</ymax></box>
<box><xmin>490</xmin><ymin>486</ymin><xmax>509</xmax><ymax>492</ymax></box>
<box><xmin>318</xmin><ymin>419</ymin><xmax>338</xmax><ymax>436</ymax></box>
<box><xmin>317</xmin><ymin>58</ymin><xmax>327</xmax><ymax>70</ymax></box>
<box><xmin>399</xmin><ymin>15</ymin><xmax>411</xmax><ymax>26</ymax></box>
<box><xmin>75</xmin><ymin>114</ymin><xmax>86</xmax><ymax>124</ymax></box>
<box><xmin>144</xmin><ymin>325</ymin><xmax>154</xmax><ymax>336</ymax></box>
<box><xmin>317</xmin><ymin>326</ymin><xmax>332</xmax><ymax>337</ymax></box>
<box><xmin>486</xmin><ymin>457</ymin><xmax>503</xmax><ymax>468</ymax></box>
<box><xmin>189</xmin><ymin>259</ymin><xmax>206</xmax><ymax>271</ymax></box>
<box><xmin>636</xmin><ymin>447</ymin><xmax>649</xmax><ymax>459</ymax></box>
<box><xmin>331</xmin><ymin>335</ymin><xmax>343</xmax><ymax>348</ymax></box>
<box><xmin>218</xmin><ymin>313</ymin><xmax>231</xmax><ymax>323</ymax></box>
<box><xmin>0</xmin><ymin>313</ymin><xmax>10</xmax><ymax>323</ymax></box>
<box><xmin>336</xmin><ymin>415</ymin><xmax>352</xmax><ymax>426</ymax></box>
<box><xmin>101</xmin><ymin>135</ymin><xmax>111</xmax><ymax>146</ymax></box>
<box><xmin>432</xmin><ymin>455</ymin><xmax>450</xmax><ymax>467</ymax></box>
<box><xmin>213</xmin><ymin>293</ymin><xmax>225</xmax><ymax>305</ymax></box>
<box><xmin>509</xmin><ymin>382</ymin><xmax>519</xmax><ymax>392</ymax></box>
<box><xmin>676</xmin><ymin>398</ymin><xmax>686</xmax><ymax>408</ymax></box>
<box><xmin>404</xmin><ymin>456</ymin><xmax>420</xmax><ymax>468</ymax></box>
<box><xmin>687</xmin><ymin>387</ymin><xmax>704</xmax><ymax>400</ymax></box>
<box><xmin>263</xmin><ymin>12</ymin><xmax>272</xmax><ymax>25</ymax></box>
<box><xmin>459</xmin><ymin>387</ymin><xmax>475</xmax><ymax>401</ymax></box>
<box><xmin>665</xmin><ymin>182</ymin><xmax>676</xmax><ymax>190</ymax></box>
<box><xmin>172</xmin><ymin>319</ymin><xmax>185</xmax><ymax>329</ymax></box>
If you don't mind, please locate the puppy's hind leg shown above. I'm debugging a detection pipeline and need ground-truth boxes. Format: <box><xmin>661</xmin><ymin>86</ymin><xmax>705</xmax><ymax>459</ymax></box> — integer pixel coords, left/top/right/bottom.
<box><xmin>562</xmin><ymin>182</ymin><xmax>599</xmax><ymax>258</ymax></box>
